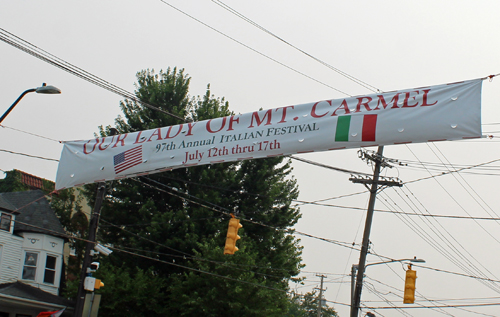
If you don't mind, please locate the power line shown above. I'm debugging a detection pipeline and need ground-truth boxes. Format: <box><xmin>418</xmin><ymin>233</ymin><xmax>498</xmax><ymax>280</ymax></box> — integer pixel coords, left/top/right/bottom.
<box><xmin>377</xmin><ymin>191</ymin><xmax>500</xmax><ymax>294</ymax></box>
<box><xmin>1</xmin><ymin>124</ymin><xmax>60</xmax><ymax>142</ymax></box>
<box><xmin>404</xmin><ymin>144</ymin><xmax>500</xmax><ymax>247</ymax></box>
<box><xmin>157</xmin><ymin>0</ymin><xmax>351</xmax><ymax>96</ymax></box>
<box><xmin>428</xmin><ymin>142</ymin><xmax>500</xmax><ymax>224</ymax></box>
<box><xmin>210</xmin><ymin>0</ymin><xmax>380</xmax><ymax>93</ymax></box>
<box><xmin>0</xmin><ymin>28</ymin><xmax>186</xmax><ymax>123</ymax></box>
<box><xmin>0</xmin><ymin>148</ymin><xmax>59</xmax><ymax>162</ymax></box>
<box><xmin>291</xmin><ymin>155</ymin><xmax>373</xmax><ymax>177</ymax></box>
<box><xmin>136</xmin><ymin>176</ymin><xmax>361</xmax><ymax>250</ymax></box>
<box><xmin>4</xmin><ymin>144</ymin><xmax>500</xmax><ymax>223</ymax></box>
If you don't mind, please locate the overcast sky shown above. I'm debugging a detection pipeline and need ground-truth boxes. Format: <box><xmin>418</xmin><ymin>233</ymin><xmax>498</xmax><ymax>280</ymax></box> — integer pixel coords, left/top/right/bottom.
<box><xmin>2</xmin><ymin>1</ymin><xmax>500</xmax><ymax>316</ymax></box>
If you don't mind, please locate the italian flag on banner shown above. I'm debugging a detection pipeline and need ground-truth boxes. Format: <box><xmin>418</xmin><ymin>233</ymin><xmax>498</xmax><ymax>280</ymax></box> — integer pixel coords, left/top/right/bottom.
<box><xmin>335</xmin><ymin>114</ymin><xmax>378</xmax><ymax>142</ymax></box>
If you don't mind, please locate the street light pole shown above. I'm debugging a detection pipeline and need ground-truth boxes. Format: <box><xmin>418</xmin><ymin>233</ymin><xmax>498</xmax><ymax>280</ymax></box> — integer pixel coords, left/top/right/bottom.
<box><xmin>0</xmin><ymin>83</ymin><xmax>61</xmax><ymax>124</ymax></box>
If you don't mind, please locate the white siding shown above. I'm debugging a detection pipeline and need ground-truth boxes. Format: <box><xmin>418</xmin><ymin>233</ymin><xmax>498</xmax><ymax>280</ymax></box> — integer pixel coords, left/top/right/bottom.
<box><xmin>19</xmin><ymin>233</ymin><xmax>64</xmax><ymax>296</ymax></box>
<box><xmin>0</xmin><ymin>230</ymin><xmax>23</xmax><ymax>284</ymax></box>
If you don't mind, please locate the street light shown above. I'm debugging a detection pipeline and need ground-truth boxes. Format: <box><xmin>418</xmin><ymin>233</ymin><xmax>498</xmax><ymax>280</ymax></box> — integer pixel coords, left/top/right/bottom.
<box><xmin>0</xmin><ymin>83</ymin><xmax>61</xmax><ymax>124</ymax></box>
<box><xmin>351</xmin><ymin>257</ymin><xmax>425</xmax><ymax>315</ymax></box>
<box><xmin>365</xmin><ymin>257</ymin><xmax>425</xmax><ymax>268</ymax></box>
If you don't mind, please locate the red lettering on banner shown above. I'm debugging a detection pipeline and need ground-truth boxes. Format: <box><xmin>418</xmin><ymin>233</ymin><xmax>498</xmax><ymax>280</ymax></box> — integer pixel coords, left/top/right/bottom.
<box><xmin>277</xmin><ymin>106</ymin><xmax>294</xmax><ymax>123</ymax></box>
<box><xmin>112</xmin><ymin>134</ymin><xmax>128</xmax><ymax>148</ymax></box>
<box><xmin>311</xmin><ymin>100</ymin><xmax>331</xmax><ymax>118</ymax></box>
<box><xmin>98</xmin><ymin>136</ymin><xmax>115</xmax><ymax>150</ymax></box>
<box><xmin>147</xmin><ymin>128</ymin><xmax>163</xmax><ymax>142</ymax></box>
<box><xmin>185</xmin><ymin>122</ymin><xmax>196</xmax><ymax>136</ymax></box>
<box><xmin>331</xmin><ymin>100</ymin><xmax>351</xmax><ymax>116</ymax></box>
<box><xmin>248</xmin><ymin>109</ymin><xmax>272</xmax><ymax>128</ymax></box>
<box><xmin>207</xmin><ymin>117</ymin><xmax>226</xmax><ymax>133</ymax></box>
<box><xmin>355</xmin><ymin>97</ymin><xmax>373</xmax><ymax>112</ymax></box>
<box><xmin>374</xmin><ymin>95</ymin><xmax>399</xmax><ymax>110</ymax></box>
<box><xmin>134</xmin><ymin>131</ymin><xmax>147</xmax><ymax>144</ymax></box>
<box><xmin>421</xmin><ymin>89</ymin><xmax>438</xmax><ymax>106</ymax></box>
<box><xmin>165</xmin><ymin>125</ymin><xmax>183</xmax><ymax>138</ymax></box>
<box><xmin>83</xmin><ymin>139</ymin><xmax>99</xmax><ymax>154</ymax></box>
<box><xmin>227</xmin><ymin>115</ymin><xmax>240</xmax><ymax>131</ymax></box>
<box><xmin>402</xmin><ymin>91</ymin><xmax>420</xmax><ymax>108</ymax></box>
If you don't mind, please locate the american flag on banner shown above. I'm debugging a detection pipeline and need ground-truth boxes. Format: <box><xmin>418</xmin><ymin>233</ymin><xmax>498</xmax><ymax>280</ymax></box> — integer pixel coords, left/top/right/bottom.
<box><xmin>113</xmin><ymin>145</ymin><xmax>143</xmax><ymax>174</ymax></box>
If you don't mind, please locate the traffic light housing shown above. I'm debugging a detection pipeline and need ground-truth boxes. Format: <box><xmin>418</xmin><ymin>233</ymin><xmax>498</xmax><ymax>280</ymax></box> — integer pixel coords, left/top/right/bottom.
<box><xmin>224</xmin><ymin>216</ymin><xmax>242</xmax><ymax>255</ymax></box>
<box><xmin>94</xmin><ymin>279</ymin><xmax>104</xmax><ymax>290</ymax></box>
<box><xmin>403</xmin><ymin>265</ymin><xmax>417</xmax><ymax>304</ymax></box>
<box><xmin>84</xmin><ymin>277</ymin><xmax>104</xmax><ymax>291</ymax></box>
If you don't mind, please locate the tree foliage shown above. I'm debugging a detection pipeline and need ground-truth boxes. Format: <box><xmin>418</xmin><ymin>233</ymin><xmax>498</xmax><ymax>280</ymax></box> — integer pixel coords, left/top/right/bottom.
<box><xmin>86</xmin><ymin>68</ymin><xmax>304</xmax><ymax>315</ymax></box>
<box><xmin>287</xmin><ymin>291</ymin><xmax>338</xmax><ymax>317</ymax></box>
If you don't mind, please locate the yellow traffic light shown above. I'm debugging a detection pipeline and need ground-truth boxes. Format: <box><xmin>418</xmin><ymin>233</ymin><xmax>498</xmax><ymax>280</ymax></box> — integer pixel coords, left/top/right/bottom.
<box><xmin>403</xmin><ymin>265</ymin><xmax>417</xmax><ymax>304</ymax></box>
<box><xmin>94</xmin><ymin>279</ymin><xmax>104</xmax><ymax>290</ymax></box>
<box><xmin>224</xmin><ymin>216</ymin><xmax>242</xmax><ymax>255</ymax></box>
<box><xmin>83</xmin><ymin>277</ymin><xmax>104</xmax><ymax>291</ymax></box>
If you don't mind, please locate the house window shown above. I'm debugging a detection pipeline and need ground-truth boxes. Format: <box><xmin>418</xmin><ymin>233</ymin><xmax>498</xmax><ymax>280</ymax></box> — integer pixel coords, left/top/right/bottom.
<box><xmin>0</xmin><ymin>213</ymin><xmax>11</xmax><ymax>231</ymax></box>
<box><xmin>22</xmin><ymin>252</ymin><xmax>38</xmax><ymax>280</ymax></box>
<box><xmin>43</xmin><ymin>255</ymin><xmax>57</xmax><ymax>284</ymax></box>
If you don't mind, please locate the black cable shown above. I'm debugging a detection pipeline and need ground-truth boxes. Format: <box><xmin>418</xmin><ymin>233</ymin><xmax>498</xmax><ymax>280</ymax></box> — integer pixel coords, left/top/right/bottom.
<box><xmin>157</xmin><ymin>0</ymin><xmax>351</xmax><ymax>96</ymax></box>
<box><xmin>211</xmin><ymin>0</ymin><xmax>380</xmax><ymax>93</ymax></box>
<box><xmin>0</xmin><ymin>28</ymin><xmax>186</xmax><ymax>123</ymax></box>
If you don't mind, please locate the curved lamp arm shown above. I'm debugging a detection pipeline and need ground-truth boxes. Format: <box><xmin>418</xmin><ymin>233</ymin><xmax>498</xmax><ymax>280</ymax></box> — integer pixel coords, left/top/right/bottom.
<box><xmin>0</xmin><ymin>83</ymin><xmax>61</xmax><ymax>124</ymax></box>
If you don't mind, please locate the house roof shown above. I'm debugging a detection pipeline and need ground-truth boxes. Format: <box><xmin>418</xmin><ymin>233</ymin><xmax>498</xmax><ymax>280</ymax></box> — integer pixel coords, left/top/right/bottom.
<box><xmin>0</xmin><ymin>281</ymin><xmax>74</xmax><ymax>308</ymax></box>
<box><xmin>0</xmin><ymin>190</ymin><xmax>66</xmax><ymax>238</ymax></box>
<box><xmin>0</xmin><ymin>194</ymin><xmax>18</xmax><ymax>213</ymax></box>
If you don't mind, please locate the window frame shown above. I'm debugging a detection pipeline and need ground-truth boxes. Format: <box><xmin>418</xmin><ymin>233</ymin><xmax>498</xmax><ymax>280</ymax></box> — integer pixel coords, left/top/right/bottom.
<box><xmin>0</xmin><ymin>213</ymin><xmax>12</xmax><ymax>232</ymax></box>
<box><xmin>22</xmin><ymin>251</ymin><xmax>39</xmax><ymax>281</ymax></box>
<box><xmin>43</xmin><ymin>254</ymin><xmax>58</xmax><ymax>285</ymax></box>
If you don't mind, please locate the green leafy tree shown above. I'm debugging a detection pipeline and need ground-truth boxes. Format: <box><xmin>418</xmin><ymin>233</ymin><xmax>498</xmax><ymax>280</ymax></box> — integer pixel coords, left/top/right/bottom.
<box><xmin>287</xmin><ymin>291</ymin><xmax>338</xmax><ymax>317</ymax></box>
<box><xmin>86</xmin><ymin>67</ymin><xmax>303</xmax><ymax>316</ymax></box>
<box><xmin>50</xmin><ymin>188</ymin><xmax>89</xmax><ymax>280</ymax></box>
<box><xmin>93</xmin><ymin>264</ymin><xmax>169</xmax><ymax>316</ymax></box>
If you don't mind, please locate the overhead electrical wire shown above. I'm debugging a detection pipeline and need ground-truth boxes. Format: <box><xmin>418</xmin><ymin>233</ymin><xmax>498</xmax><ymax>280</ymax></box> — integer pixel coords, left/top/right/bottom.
<box><xmin>4</xmin><ymin>138</ymin><xmax>500</xmax><ymax>223</ymax></box>
<box><xmin>364</xmin><ymin>277</ymin><xmax>493</xmax><ymax>317</ymax></box>
<box><xmin>290</xmin><ymin>155</ymin><xmax>373</xmax><ymax>177</ymax></box>
<box><xmin>136</xmin><ymin>176</ymin><xmax>361</xmax><ymax>251</ymax></box>
<box><xmin>428</xmin><ymin>143</ymin><xmax>500</xmax><ymax>224</ymax></box>
<box><xmin>0</xmin><ymin>148</ymin><xmax>59</xmax><ymax>162</ymax></box>
<box><xmin>362</xmin><ymin>281</ymin><xmax>414</xmax><ymax>316</ymax></box>
<box><xmin>11</xmin><ymin>199</ymin><xmax>338</xmax><ymax>290</ymax></box>
<box><xmin>2</xmin><ymin>13</ymin><xmax>499</xmax><ymax>312</ymax></box>
<box><xmin>210</xmin><ymin>0</ymin><xmax>380</xmax><ymax>93</ymax></box>
<box><xmin>1</xmin><ymin>124</ymin><xmax>60</xmax><ymax>142</ymax></box>
<box><xmin>377</xmin><ymin>191</ymin><xmax>500</xmax><ymax>294</ymax></box>
<box><xmin>16</xmin><ymin>193</ymin><xmax>500</xmax><ymax>313</ymax></box>
<box><xmin>403</xmin><ymin>145</ymin><xmax>500</xmax><ymax>246</ymax></box>
<box><xmin>391</xmin><ymin>186</ymin><xmax>500</xmax><ymax>293</ymax></box>
<box><xmin>403</xmin><ymin>158</ymin><xmax>500</xmax><ymax>185</ymax></box>
<box><xmin>394</xmin><ymin>185</ymin><xmax>500</xmax><ymax>282</ymax></box>
<box><xmin>0</xmin><ymin>28</ymin><xmax>186</xmax><ymax>123</ymax></box>
<box><xmin>5</xmin><ymin>138</ymin><xmax>500</xmax><ymax>222</ymax></box>
<box><xmin>157</xmin><ymin>0</ymin><xmax>351</xmax><ymax>96</ymax></box>
<box><xmin>367</xmin><ymin>246</ymin><xmax>453</xmax><ymax>316</ymax></box>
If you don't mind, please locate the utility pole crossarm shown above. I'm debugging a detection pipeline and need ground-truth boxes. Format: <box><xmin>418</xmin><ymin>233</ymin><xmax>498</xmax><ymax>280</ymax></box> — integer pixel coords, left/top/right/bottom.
<box><xmin>349</xmin><ymin>177</ymin><xmax>403</xmax><ymax>187</ymax></box>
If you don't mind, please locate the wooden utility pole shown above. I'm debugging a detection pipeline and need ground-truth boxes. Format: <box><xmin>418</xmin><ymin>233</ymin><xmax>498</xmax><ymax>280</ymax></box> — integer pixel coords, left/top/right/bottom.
<box><xmin>74</xmin><ymin>129</ymin><xmax>117</xmax><ymax>317</ymax></box>
<box><xmin>350</xmin><ymin>146</ymin><xmax>402</xmax><ymax>317</ymax></box>
<box><xmin>316</xmin><ymin>274</ymin><xmax>326</xmax><ymax>317</ymax></box>
<box><xmin>73</xmin><ymin>182</ymin><xmax>106</xmax><ymax>317</ymax></box>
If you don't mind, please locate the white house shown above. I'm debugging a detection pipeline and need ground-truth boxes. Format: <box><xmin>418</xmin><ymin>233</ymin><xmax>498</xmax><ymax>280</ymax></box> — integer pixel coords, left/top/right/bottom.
<box><xmin>0</xmin><ymin>190</ymin><xmax>73</xmax><ymax>316</ymax></box>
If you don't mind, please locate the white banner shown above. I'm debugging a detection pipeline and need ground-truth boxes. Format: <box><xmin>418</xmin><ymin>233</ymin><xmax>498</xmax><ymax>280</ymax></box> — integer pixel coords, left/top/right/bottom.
<box><xmin>55</xmin><ymin>79</ymin><xmax>483</xmax><ymax>190</ymax></box>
